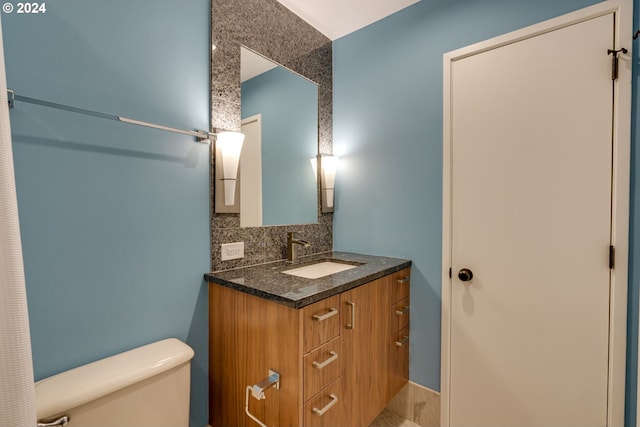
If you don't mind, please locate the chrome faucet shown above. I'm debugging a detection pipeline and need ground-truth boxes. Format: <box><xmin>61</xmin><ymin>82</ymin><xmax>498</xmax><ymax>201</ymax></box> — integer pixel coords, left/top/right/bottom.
<box><xmin>287</xmin><ymin>232</ymin><xmax>310</xmax><ymax>263</ymax></box>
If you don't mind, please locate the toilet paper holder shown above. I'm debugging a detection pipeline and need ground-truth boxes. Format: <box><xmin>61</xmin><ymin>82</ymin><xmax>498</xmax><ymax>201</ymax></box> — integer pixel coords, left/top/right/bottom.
<box><xmin>245</xmin><ymin>370</ymin><xmax>280</xmax><ymax>427</ymax></box>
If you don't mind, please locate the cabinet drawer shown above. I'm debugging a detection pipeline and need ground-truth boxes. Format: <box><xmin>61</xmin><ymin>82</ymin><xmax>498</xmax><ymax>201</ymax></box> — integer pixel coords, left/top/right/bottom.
<box><xmin>389</xmin><ymin>327</ymin><xmax>410</xmax><ymax>399</ymax></box>
<box><xmin>391</xmin><ymin>297</ymin><xmax>410</xmax><ymax>334</ymax></box>
<box><xmin>303</xmin><ymin>337</ymin><xmax>341</xmax><ymax>401</ymax></box>
<box><xmin>392</xmin><ymin>269</ymin><xmax>411</xmax><ymax>303</ymax></box>
<box><xmin>303</xmin><ymin>379</ymin><xmax>344</xmax><ymax>427</ymax></box>
<box><xmin>303</xmin><ymin>295</ymin><xmax>340</xmax><ymax>353</ymax></box>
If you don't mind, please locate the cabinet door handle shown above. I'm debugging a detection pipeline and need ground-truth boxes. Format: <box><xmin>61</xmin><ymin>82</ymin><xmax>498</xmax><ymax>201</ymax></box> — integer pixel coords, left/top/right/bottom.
<box><xmin>312</xmin><ymin>394</ymin><xmax>338</xmax><ymax>416</ymax></box>
<box><xmin>395</xmin><ymin>306</ymin><xmax>410</xmax><ymax>316</ymax></box>
<box><xmin>396</xmin><ymin>276</ymin><xmax>410</xmax><ymax>285</ymax></box>
<box><xmin>312</xmin><ymin>351</ymin><xmax>338</xmax><ymax>370</ymax></box>
<box><xmin>312</xmin><ymin>307</ymin><xmax>338</xmax><ymax>322</ymax></box>
<box><xmin>395</xmin><ymin>335</ymin><xmax>409</xmax><ymax>347</ymax></box>
<box><xmin>345</xmin><ymin>301</ymin><xmax>355</xmax><ymax>329</ymax></box>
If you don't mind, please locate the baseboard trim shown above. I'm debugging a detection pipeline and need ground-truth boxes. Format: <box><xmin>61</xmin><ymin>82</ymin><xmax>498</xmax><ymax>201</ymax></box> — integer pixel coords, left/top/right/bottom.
<box><xmin>386</xmin><ymin>381</ymin><xmax>440</xmax><ymax>427</ymax></box>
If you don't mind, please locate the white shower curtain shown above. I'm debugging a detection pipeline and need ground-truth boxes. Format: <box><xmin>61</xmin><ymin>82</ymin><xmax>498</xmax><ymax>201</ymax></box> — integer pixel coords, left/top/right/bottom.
<box><xmin>0</xmin><ymin>15</ymin><xmax>37</xmax><ymax>427</ymax></box>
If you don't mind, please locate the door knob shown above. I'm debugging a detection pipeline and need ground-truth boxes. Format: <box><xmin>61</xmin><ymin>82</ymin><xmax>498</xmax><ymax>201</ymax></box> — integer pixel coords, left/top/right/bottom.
<box><xmin>458</xmin><ymin>268</ymin><xmax>473</xmax><ymax>282</ymax></box>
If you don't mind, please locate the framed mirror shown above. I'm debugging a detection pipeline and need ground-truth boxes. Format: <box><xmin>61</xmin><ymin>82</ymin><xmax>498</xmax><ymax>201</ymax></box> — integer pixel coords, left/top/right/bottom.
<box><xmin>239</xmin><ymin>47</ymin><xmax>318</xmax><ymax>227</ymax></box>
<box><xmin>211</xmin><ymin>0</ymin><xmax>333</xmax><ymax>269</ymax></box>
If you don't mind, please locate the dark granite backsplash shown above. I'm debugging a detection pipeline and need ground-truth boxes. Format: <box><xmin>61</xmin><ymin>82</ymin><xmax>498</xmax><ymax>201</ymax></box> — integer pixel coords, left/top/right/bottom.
<box><xmin>210</xmin><ymin>0</ymin><xmax>334</xmax><ymax>271</ymax></box>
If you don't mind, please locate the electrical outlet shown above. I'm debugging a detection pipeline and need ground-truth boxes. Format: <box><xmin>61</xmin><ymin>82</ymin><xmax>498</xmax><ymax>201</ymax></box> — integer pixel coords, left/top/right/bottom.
<box><xmin>221</xmin><ymin>242</ymin><xmax>244</xmax><ymax>261</ymax></box>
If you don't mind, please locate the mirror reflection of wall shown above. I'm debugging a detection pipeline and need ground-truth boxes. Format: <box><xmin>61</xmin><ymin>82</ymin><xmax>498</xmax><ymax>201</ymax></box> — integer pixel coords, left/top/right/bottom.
<box><xmin>240</xmin><ymin>47</ymin><xmax>318</xmax><ymax>227</ymax></box>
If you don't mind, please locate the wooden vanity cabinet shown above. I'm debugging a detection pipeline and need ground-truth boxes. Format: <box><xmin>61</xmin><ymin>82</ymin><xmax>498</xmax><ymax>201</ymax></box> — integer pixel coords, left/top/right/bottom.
<box><xmin>340</xmin><ymin>274</ymin><xmax>391</xmax><ymax>427</ymax></box>
<box><xmin>209</xmin><ymin>268</ymin><xmax>410</xmax><ymax>427</ymax></box>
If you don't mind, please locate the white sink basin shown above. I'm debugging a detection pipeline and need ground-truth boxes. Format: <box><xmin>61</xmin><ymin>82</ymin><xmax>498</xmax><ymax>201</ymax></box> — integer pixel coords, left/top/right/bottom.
<box><xmin>283</xmin><ymin>261</ymin><xmax>357</xmax><ymax>279</ymax></box>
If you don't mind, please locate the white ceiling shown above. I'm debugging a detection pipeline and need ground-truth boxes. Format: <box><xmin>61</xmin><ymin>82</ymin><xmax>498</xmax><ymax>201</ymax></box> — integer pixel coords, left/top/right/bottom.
<box><xmin>276</xmin><ymin>0</ymin><xmax>421</xmax><ymax>40</ymax></box>
<box><xmin>241</xmin><ymin>47</ymin><xmax>278</xmax><ymax>82</ymax></box>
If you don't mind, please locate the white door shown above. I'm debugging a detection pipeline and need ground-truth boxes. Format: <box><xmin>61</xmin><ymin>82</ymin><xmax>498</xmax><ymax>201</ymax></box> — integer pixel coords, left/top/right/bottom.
<box><xmin>447</xmin><ymin>13</ymin><xmax>615</xmax><ymax>427</ymax></box>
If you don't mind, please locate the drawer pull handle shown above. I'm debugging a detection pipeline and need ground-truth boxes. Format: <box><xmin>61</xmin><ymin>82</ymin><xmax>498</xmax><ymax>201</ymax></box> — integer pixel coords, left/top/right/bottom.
<box><xmin>313</xmin><ymin>308</ymin><xmax>338</xmax><ymax>322</ymax></box>
<box><xmin>396</xmin><ymin>335</ymin><xmax>409</xmax><ymax>347</ymax></box>
<box><xmin>346</xmin><ymin>301</ymin><xmax>356</xmax><ymax>329</ymax></box>
<box><xmin>312</xmin><ymin>351</ymin><xmax>338</xmax><ymax>369</ymax></box>
<box><xmin>395</xmin><ymin>306</ymin><xmax>410</xmax><ymax>316</ymax></box>
<box><xmin>312</xmin><ymin>393</ymin><xmax>338</xmax><ymax>416</ymax></box>
<box><xmin>396</xmin><ymin>276</ymin><xmax>410</xmax><ymax>285</ymax></box>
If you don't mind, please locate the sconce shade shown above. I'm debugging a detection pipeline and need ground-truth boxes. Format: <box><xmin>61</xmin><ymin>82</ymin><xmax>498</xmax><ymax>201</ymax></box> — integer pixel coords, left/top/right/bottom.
<box><xmin>320</xmin><ymin>155</ymin><xmax>338</xmax><ymax>212</ymax></box>
<box><xmin>217</xmin><ymin>131</ymin><xmax>245</xmax><ymax>206</ymax></box>
<box><xmin>223</xmin><ymin>180</ymin><xmax>237</xmax><ymax>206</ymax></box>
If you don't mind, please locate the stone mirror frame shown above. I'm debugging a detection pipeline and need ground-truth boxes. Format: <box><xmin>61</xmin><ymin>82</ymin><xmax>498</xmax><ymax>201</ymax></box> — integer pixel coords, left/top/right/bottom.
<box><xmin>210</xmin><ymin>0</ymin><xmax>333</xmax><ymax>271</ymax></box>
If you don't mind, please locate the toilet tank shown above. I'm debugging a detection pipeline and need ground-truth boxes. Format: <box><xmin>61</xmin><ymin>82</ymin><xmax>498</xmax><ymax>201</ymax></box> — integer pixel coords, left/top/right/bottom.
<box><xmin>35</xmin><ymin>338</ymin><xmax>194</xmax><ymax>427</ymax></box>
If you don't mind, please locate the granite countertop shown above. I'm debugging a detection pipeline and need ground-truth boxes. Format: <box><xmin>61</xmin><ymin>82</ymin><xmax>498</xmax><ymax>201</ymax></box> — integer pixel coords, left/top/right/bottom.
<box><xmin>204</xmin><ymin>251</ymin><xmax>411</xmax><ymax>309</ymax></box>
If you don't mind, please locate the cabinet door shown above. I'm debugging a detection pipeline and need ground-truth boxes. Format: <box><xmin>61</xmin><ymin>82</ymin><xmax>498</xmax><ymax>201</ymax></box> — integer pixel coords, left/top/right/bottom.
<box><xmin>341</xmin><ymin>276</ymin><xmax>391</xmax><ymax>427</ymax></box>
<box><xmin>209</xmin><ymin>284</ymin><xmax>303</xmax><ymax>427</ymax></box>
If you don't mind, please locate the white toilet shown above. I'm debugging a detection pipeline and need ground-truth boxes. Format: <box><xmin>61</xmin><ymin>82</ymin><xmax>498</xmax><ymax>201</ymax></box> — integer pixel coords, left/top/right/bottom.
<box><xmin>35</xmin><ymin>338</ymin><xmax>194</xmax><ymax>427</ymax></box>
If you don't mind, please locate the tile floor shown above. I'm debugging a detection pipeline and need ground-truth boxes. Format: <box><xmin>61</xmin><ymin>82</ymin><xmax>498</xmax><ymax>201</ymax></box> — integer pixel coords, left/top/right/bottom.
<box><xmin>369</xmin><ymin>409</ymin><xmax>421</xmax><ymax>427</ymax></box>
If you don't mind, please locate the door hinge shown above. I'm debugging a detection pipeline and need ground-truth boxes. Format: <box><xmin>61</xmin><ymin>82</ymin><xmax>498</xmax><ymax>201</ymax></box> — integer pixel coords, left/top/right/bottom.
<box><xmin>609</xmin><ymin>245</ymin><xmax>615</xmax><ymax>269</ymax></box>
<box><xmin>607</xmin><ymin>48</ymin><xmax>628</xmax><ymax>81</ymax></box>
<box><xmin>449</xmin><ymin>268</ymin><xmax>452</xmax><ymax>279</ymax></box>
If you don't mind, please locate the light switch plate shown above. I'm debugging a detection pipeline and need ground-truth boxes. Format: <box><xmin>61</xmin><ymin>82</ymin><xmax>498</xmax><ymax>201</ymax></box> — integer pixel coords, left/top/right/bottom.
<box><xmin>221</xmin><ymin>242</ymin><xmax>244</xmax><ymax>261</ymax></box>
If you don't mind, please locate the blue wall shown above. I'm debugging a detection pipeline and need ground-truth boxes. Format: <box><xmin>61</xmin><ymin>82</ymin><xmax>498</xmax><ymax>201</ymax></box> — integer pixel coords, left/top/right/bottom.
<box><xmin>1</xmin><ymin>2</ymin><xmax>210</xmax><ymax>426</ymax></box>
<box><xmin>242</xmin><ymin>66</ymin><xmax>318</xmax><ymax>226</ymax></box>
<box><xmin>333</xmin><ymin>0</ymin><xmax>640</xmax><ymax>421</ymax></box>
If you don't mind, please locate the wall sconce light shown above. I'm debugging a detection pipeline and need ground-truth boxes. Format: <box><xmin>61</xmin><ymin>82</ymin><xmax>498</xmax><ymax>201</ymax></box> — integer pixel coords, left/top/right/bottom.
<box><xmin>215</xmin><ymin>131</ymin><xmax>245</xmax><ymax>213</ymax></box>
<box><xmin>319</xmin><ymin>155</ymin><xmax>339</xmax><ymax>213</ymax></box>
